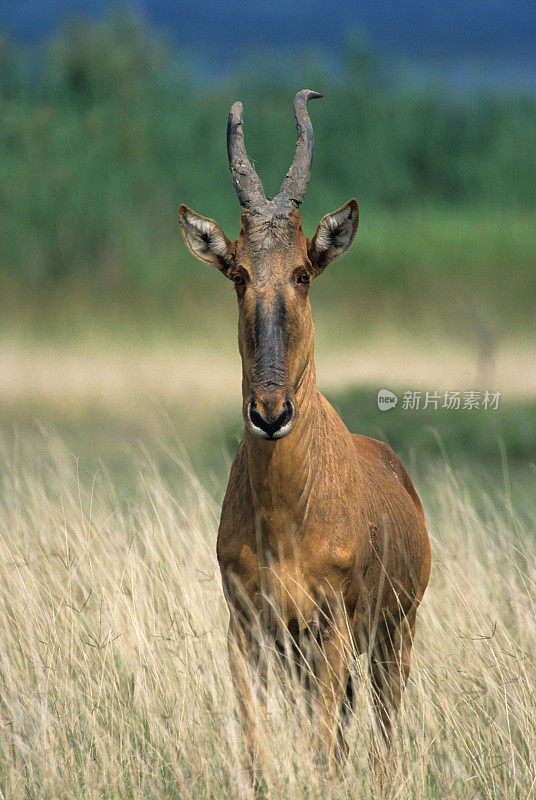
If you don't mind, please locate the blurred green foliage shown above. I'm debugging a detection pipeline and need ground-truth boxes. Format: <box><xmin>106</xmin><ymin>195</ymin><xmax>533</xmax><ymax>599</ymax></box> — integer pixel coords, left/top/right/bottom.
<box><xmin>1</xmin><ymin>10</ymin><xmax>535</xmax><ymax>302</ymax></box>
<box><xmin>326</xmin><ymin>387</ymin><xmax>536</xmax><ymax>465</ymax></box>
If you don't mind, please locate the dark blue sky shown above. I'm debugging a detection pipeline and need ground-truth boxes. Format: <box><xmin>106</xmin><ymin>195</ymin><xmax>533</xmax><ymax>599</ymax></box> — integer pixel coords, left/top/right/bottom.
<box><xmin>1</xmin><ymin>0</ymin><xmax>535</xmax><ymax>86</ymax></box>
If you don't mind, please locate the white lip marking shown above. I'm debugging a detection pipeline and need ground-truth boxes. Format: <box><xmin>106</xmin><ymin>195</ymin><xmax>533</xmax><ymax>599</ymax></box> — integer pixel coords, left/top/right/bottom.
<box><xmin>249</xmin><ymin>422</ymin><xmax>270</xmax><ymax>439</ymax></box>
<box><xmin>246</xmin><ymin>405</ymin><xmax>293</xmax><ymax>439</ymax></box>
<box><xmin>248</xmin><ymin>421</ymin><xmax>293</xmax><ymax>439</ymax></box>
<box><xmin>270</xmin><ymin>421</ymin><xmax>293</xmax><ymax>438</ymax></box>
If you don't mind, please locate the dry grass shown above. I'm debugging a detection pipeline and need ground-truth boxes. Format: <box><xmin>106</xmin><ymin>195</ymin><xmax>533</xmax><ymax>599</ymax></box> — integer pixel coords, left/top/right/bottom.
<box><xmin>0</xmin><ymin>432</ymin><xmax>534</xmax><ymax>799</ymax></box>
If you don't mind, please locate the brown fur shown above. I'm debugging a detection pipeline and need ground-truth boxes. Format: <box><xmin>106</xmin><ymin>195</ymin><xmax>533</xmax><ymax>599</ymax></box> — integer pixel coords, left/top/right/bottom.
<box><xmin>179</xmin><ymin>200</ymin><xmax>431</xmax><ymax>781</ymax></box>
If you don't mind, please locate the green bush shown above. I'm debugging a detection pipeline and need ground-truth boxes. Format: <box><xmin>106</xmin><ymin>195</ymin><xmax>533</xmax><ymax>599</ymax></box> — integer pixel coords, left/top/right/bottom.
<box><xmin>325</xmin><ymin>386</ymin><xmax>536</xmax><ymax>464</ymax></box>
<box><xmin>0</xmin><ymin>10</ymin><xmax>535</xmax><ymax>294</ymax></box>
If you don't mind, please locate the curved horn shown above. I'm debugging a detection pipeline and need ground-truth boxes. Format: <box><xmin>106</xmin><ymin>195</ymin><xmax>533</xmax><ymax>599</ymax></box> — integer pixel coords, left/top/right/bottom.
<box><xmin>227</xmin><ymin>101</ymin><xmax>266</xmax><ymax>209</ymax></box>
<box><xmin>276</xmin><ymin>89</ymin><xmax>323</xmax><ymax>207</ymax></box>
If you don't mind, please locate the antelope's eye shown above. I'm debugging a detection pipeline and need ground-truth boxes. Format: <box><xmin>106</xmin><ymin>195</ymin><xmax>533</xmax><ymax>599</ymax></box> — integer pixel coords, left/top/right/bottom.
<box><xmin>233</xmin><ymin>271</ymin><xmax>246</xmax><ymax>286</ymax></box>
<box><xmin>296</xmin><ymin>272</ymin><xmax>310</xmax><ymax>285</ymax></box>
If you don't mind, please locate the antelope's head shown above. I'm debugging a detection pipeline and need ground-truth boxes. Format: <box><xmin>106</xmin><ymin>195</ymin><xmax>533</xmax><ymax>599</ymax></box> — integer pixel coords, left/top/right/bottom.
<box><xmin>179</xmin><ymin>90</ymin><xmax>358</xmax><ymax>440</ymax></box>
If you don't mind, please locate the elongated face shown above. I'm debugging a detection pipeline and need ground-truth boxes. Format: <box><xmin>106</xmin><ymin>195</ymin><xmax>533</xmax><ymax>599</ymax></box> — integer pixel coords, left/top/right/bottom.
<box><xmin>232</xmin><ymin>209</ymin><xmax>315</xmax><ymax>439</ymax></box>
<box><xmin>179</xmin><ymin>200</ymin><xmax>359</xmax><ymax>439</ymax></box>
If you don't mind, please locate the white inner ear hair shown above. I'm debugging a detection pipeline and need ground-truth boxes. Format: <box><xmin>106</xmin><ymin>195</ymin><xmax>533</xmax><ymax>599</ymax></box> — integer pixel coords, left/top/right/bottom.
<box><xmin>316</xmin><ymin>207</ymin><xmax>354</xmax><ymax>252</ymax></box>
<box><xmin>186</xmin><ymin>214</ymin><xmax>228</xmax><ymax>258</ymax></box>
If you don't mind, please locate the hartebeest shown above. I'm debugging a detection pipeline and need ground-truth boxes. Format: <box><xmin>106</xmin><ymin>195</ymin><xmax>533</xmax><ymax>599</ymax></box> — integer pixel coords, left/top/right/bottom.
<box><xmin>178</xmin><ymin>90</ymin><xmax>431</xmax><ymax>781</ymax></box>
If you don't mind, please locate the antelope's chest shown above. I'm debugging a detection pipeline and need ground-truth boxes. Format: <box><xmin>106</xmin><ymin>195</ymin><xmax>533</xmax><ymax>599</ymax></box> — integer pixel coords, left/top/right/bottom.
<box><xmin>222</xmin><ymin>521</ymin><xmax>360</xmax><ymax>629</ymax></box>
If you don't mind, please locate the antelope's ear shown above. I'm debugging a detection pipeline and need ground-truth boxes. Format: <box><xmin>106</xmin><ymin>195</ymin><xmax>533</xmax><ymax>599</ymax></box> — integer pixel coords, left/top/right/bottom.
<box><xmin>307</xmin><ymin>199</ymin><xmax>359</xmax><ymax>272</ymax></box>
<box><xmin>178</xmin><ymin>205</ymin><xmax>235</xmax><ymax>274</ymax></box>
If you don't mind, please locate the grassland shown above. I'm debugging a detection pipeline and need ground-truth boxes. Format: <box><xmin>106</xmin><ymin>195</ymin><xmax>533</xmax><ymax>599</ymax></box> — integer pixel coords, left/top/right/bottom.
<box><xmin>1</xmin><ymin>12</ymin><xmax>535</xmax><ymax>796</ymax></box>
<box><xmin>0</xmin><ymin>332</ymin><xmax>534</xmax><ymax>800</ymax></box>
<box><xmin>0</xmin><ymin>426</ymin><xmax>534</xmax><ymax>799</ymax></box>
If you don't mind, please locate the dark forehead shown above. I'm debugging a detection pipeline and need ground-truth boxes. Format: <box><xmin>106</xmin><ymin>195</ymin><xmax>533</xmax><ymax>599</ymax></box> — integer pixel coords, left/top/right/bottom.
<box><xmin>237</xmin><ymin>206</ymin><xmax>305</xmax><ymax>268</ymax></box>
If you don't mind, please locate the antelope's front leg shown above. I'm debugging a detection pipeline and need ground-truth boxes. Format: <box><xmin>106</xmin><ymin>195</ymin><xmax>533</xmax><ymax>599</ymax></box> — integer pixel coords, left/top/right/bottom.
<box><xmin>310</xmin><ymin>615</ymin><xmax>354</xmax><ymax>778</ymax></box>
<box><xmin>369</xmin><ymin>609</ymin><xmax>416</xmax><ymax>771</ymax></box>
<box><xmin>227</xmin><ymin>615</ymin><xmax>268</xmax><ymax>790</ymax></box>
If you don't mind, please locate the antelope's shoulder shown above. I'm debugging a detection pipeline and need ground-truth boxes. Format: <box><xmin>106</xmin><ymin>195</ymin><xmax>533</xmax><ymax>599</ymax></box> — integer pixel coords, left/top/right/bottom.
<box><xmin>216</xmin><ymin>441</ymin><xmax>255</xmax><ymax>566</ymax></box>
<box><xmin>351</xmin><ymin>433</ymin><xmax>425</xmax><ymax>519</ymax></box>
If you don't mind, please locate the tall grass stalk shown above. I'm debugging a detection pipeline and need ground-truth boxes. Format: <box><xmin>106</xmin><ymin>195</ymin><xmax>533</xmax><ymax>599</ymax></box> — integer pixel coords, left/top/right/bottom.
<box><xmin>0</xmin><ymin>434</ymin><xmax>534</xmax><ymax>798</ymax></box>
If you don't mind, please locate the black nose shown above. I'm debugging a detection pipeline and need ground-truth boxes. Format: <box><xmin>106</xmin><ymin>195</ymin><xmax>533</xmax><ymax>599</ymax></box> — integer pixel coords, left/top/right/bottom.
<box><xmin>248</xmin><ymin>399</ymin><xmax>294</xmax><ymax>438</ymax></box>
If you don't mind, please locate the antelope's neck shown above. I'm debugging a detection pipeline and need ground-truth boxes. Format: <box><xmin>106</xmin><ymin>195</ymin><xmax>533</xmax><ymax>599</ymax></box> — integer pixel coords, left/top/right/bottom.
<box><xmin>244</xmin><ymin>359</ymin><xmax>322</xmax><ymax>538</ymax></box>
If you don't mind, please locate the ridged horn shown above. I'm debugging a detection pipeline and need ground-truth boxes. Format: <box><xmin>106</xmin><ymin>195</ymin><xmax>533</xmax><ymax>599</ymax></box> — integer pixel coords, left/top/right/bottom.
<box><xmin>227</xmin><ymin>101</ymin><xmax>266</xmax><ymax>209</ymax></box>
<box><xmin>276</xmin><ymin>89</ymin><xmax>323</xmax><ymax>207</ymax></box>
